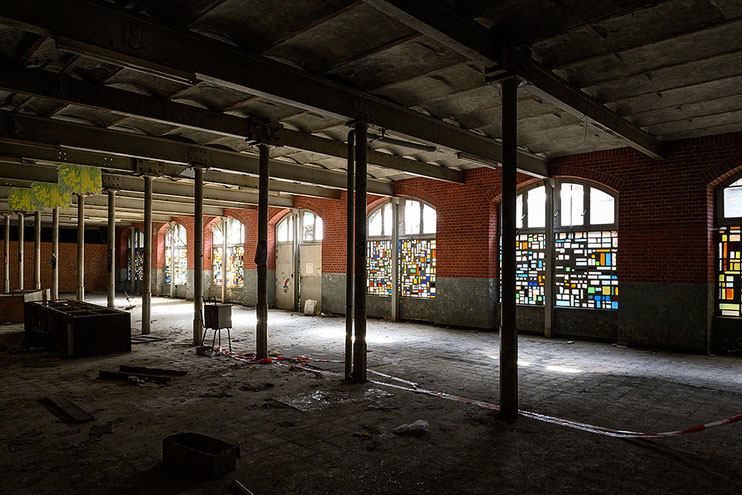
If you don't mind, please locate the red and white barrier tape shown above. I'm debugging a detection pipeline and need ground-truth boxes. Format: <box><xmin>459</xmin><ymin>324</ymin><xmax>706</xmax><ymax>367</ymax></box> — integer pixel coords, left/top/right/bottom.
<box><xmin>209</xmin><ymin>346</ymin><xmax>742</xmax><ymax>439</ymax></box>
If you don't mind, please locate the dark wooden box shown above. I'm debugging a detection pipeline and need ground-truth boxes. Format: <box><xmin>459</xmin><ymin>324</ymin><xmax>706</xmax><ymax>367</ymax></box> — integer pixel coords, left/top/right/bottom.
<box><xmin>204</xmin><ymin>303</ymin><xmax>232</xmax><ymax>329</ymax></box>
<box><xmin>162</xmin><ymin>432</ymin><xmax>240</xmax><ymax>479</ymax></box>
<box><xmin>1</xmin><ymin>289</ymin><xmax>49</xmax><ymax>323</ymax></box>
<box><xmin>24</xmin><ymin>300</ymin><xmax>131</xmax><ymax>357</ymax></box>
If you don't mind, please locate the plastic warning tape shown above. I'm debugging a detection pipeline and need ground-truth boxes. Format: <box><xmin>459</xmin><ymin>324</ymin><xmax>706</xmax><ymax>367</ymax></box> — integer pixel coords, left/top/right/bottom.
<box><xmin>211</xmin><ymin>347</ymin><xmax>742</xmax><ymax>439</ymax></box>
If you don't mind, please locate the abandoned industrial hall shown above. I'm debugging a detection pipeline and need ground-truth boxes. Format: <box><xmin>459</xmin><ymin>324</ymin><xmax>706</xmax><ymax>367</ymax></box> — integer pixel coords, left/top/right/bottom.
<box><xmin>2</xmin><ymin>0</ymin><xmax>742</xmax><ymax>493</ymax></box>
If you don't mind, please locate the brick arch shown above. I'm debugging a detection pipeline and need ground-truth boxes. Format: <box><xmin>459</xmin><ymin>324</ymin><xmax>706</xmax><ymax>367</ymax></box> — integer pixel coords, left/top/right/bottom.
<box><xmin>366</xmin><ymin>196</ymin><xmax>390</xmax><ymax>214</ymax></box>
<box><xmin>552</xmin><ymin>166</ymin><xmax>623</xmax><ymax>192</ymax></box>
<box><xmin>704</xmin><ymin>151</ymin><xmax>742</xmax><ymax>187</ymax></box>
<box><xmin>394</xmin><ymin>179</ymin><xmax>440</xmax><ymax>209</ymax></box>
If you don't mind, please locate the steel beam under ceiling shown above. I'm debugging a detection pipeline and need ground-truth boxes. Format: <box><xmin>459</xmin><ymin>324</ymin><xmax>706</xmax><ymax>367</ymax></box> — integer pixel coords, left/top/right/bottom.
<box><xmin>0</xmin><ymin>62</ymin><xmax>465</xmax><ymax>184</ymax></box>
<box><xmin>0</xmin><ymin>111</ymin><xmax>394</xmax><ymax>196</ymax></box>
<box><xmin>0</xmin><ymin>0</ymin><xmax>548</xmax><ymax>177</ymax></box>
<box><xmin>363</xmin><ymin>0</ymin><xmax>664</xmax><ymax>160</ymax></box>
<box><xmin>0</xmin><ymin>140</ymin><xmax>338</xmax><ymax>199</ymax></box>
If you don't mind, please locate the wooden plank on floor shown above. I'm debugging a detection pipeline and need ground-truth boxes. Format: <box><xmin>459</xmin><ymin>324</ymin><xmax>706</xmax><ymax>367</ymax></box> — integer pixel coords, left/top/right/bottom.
<box><xmin>40</xmin><ymin>395</ymin><xmax>96</xmax><ymax>425</ymax></box>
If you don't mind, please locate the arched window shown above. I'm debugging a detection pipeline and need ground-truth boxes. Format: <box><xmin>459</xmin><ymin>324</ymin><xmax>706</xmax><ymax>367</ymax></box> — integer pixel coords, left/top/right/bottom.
<box><xmin>127</xmin><ymin>228</ymin><xmax>144</xmax><ymax>282</ymax></box>
<box><xmin>212</xmin><ymin>217</ymin><xmax>245</xmax><ymax>288</ymax></box>
<box><xmin>716</xmin><ymin>178</ymin><xmax>742</xmax><ymax>316</ymax></box>
<box><xmin>400</xmin><ymin>199</ymin><xmax>436</xmax><ymax>298</ymax></box>
<box><xmin>365</xmin><ymin>199</ymin><xmax>437</xmax><ymax>299</ymax></box>
<box><xmin>302</xmin><ymin>211</ymin><xmax>323</xmax><ymax>242</ymax></box>
<box><xmin>506</xmin><ymin>180</ymin><xmax>618</xmax><ymax>309</ymax></box>
<box><xmin>367</xmin><ymin>202</ymin><xmax>393</xmax><ymax>296</ymax></box>
<box><xmin>166</xmin><ymin>223</ymin><xmax>187</xmax><ymax>286</ymax></box>
<box><xmin>276</xmin><ymin>215</ymin><xmax>294</xmax><ymax>243</ymax></box>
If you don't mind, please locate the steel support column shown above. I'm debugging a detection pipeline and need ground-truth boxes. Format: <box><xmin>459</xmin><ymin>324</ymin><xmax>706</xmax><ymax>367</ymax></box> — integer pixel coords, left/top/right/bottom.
<box><xmin>33</xmin><ymin>210</ymin><xmax>40</xmax><ymax>289</ymax></box>
<box><xmin>168</xmin><ymin>224</ymin><xmax>174</xmax><ymax>298</ymax></box>
<box><xmin>345</xmin><ymin>130</ymin><xmax>355</xmax><ymax>380</ymax></box>
<box><xmin>193</xmin><ymin>167</ymin><xmax>204</xmax><ymax>345</ymax></box>
<box><xmin>142</xmin><ymin>176</ymin><xmax>152</xmax><ymax>334</ymax></box>
<box><xmin>76</xmin><ymin>194</ymin><xmax>84</xmax><ymax>301</ymax></box>
<box><xmin>391</xmin><ymin>198</ymin><xmax>400</xmax><ymax>322</ymax></box>
<box><xmin>51</xmin><ymin>207</ymin><xmax>58</xmax><ymax>299</ymax></box>
<box><xmin>255</xmin><ymin>144</ymin><xmax>270</xmax><ymax>360</ymax></box>
<box><xmin>352</xmin><ymin>122</ymin><xmax>368</xmax><ymax>384</ymax></box>
<box><xmin>107</xmin><ymin>189</ymin><xmax>116</xmax><ymax>308</ymax></box>
<box><xmin>129</xmin><ymin>226</ymin><xmax>135</xmax><ymax>294</ymax></box>
<box><xmin>18</xmin><ymin>212</ymin><xmax>24</xmax><ymax>290</ymax></box>
<box><xmin>543</xmin><ymin>178</ymin><xmax>555</xmax><ymax>338</ymax></box>
<box><xmin>499</xmin><ymin>78</ymin><xmax>518</xmax><ymax>422</ymax></box>
<box><xmin>221</xmin><ymin>217</ymin><xmax>227</xmax><ymax>303</ymax></box>
<box><xmin>3</xmin><ymin>214</ymin><xmax>9</xmax><ymax>292</ymax></box>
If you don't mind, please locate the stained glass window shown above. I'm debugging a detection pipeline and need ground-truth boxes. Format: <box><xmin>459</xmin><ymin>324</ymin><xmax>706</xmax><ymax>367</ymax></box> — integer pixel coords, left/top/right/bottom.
<box><xmin>515</xmin><ymin>233</ymin><xmax>546</xmax><ymax>305</ymax></box>
<box><xmin>213</xmin><ymin>246</ymin><xmax>224</xmax><ymax>285</ymax></box>
<box><xmin>400</xmin><ymin>239</ymin><xmax>436</xmax><ymax>298</ymax></box>
<box><xmin>134</xmin><ymin>249</ymin><xmax>144</xmax><ymax>281</ymax></box>
<box><xmin>718</xmin><ymin>226</ymin><xmax>742</xmax><ymax>316</ymax></box>
<box><xmin>127</xmin><ymin>229</ymin><xmax>144</xmax><ymax>282</ymax></box>
<box><xmin>367</xmin><ymin>240</ymin><xmax>393</xmax><ymax>295</ymax></box>
<box><xmin>554</xmin><ymin>231</ymin><xmax>618</xmax><ymax>309</ymax></box>
<box><xmin>212</xmin><ymin>218</ymin><xmax>245</xmax><ymax>287</ymax></box>
<box><xmin>166</xmin><ymin>223</ymin><xmax>187</xmax><ymax>286</ymax></box>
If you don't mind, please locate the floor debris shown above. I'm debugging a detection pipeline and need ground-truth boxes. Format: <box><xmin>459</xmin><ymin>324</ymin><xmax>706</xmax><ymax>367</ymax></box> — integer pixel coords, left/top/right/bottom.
<box><xmin>39</xmin><ymin>395</ymin><xmax>96</xmax><ymax>425</ymax></box>
<box><xmin>392</xmin><ymin>419</ymin><xmax>429</xmax><ymax>437</ymax></box>
<box><xmin>98</xmin><ymin>370</ymin><xmax>171</xmax><ymax>384</ymax></box>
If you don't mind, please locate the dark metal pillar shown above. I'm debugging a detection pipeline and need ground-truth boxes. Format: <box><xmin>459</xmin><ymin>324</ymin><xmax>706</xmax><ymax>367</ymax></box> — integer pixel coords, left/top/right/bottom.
<box><xmin>543</xmin><ymin>178</ymin><xmax>555</xmax><ymax>338</ymax></box>
<box><xmin>345</xmin><ymin>129</ymin><xmax>355</xmax><ymax>380</ymax></box>
<box><xmin>107</xmin><ymin>190</ymin><xmax>116</xmax><ymax>308</ymax></box>
<box><xmin>129</xmin><ymin>226</ymin><xmax>135</xmax><ymax>294</ymax></box>
<box><xmin>391</xmin><ymin>198</ymin><xmax>400</xmax><ymax>322</ymax></box>
<box><xmin>500</xmin><ymin>77</ymin><xmax>518</xmax><ymax>422</ymax></box>
<box><xmin>3</xmin><ymin>214</ymin><xmax>9</xmax><ymax>293</ymax></box>
<box><xmin>17</xmin><ymin>212</ymin><xmax>24</xmax><ymax>290</ymax></box>
<box><xmin>221</xmin><ymin>217</ymin><xmax>228</xmax><ymax>303</ymax></box>
<box><xmin>76</xmin><ymin>194</ymin><xmax>84</xmax><ymax>301</ymax></box>
<box><xmin>168</xmin><ymin>224</ymin><xmax>175</xmax><ymax>298</ymax></box>
<box><xmin>142</xmin><ymin>176</ymin><xmax>152</xmax><ymax>334</ymax></box>
<box><xmin>193</xmin><ymin>167</ymin><xmax>204</xmax><ymax>345</ymax></box>
<box><xmin>352</xmin><ymin>122</ymin><xmax>368</xmax><ymax>383</ymax></box>
<box><xmin>51</xmin><ymin>208</ymin><xmax>58</xmax><ymax>300</ymax></box>
<box><xmin>33</xmin><ymin>211</ymin><xmax>41</xmax><ymax>289</ymax></box>
<box><xmin>256</xmin><ymin>143</ymin><xmax>270</xmax><ymax>359</ymax></box>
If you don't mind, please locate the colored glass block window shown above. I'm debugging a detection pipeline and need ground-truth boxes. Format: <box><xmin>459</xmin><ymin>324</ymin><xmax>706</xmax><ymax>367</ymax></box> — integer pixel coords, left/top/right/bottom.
<box><xmin>228</xmin><ymin>246</ymin><xmax>244</xmax><ymax>287</ymax></box>
<box><xmin>399</xmin><ymin>239</ymin><xmax>436</xmax><ymax>298</ymax></box>
<box><xmin>516</xmin><ymin>233</ymin><xmax>546</xmax><ymax>305</ymax></box>
<box><xmin>718</xmin><ymin>226</ymin><xmax>742</xmax><ymax>316</ymax></box>
<box><xmin>303</xmin><ymin>212</ymin><xmax>323</xmax><ymax>242</ymax></box>
<box><xmin>212</xmin><ymin>246</ymin><xmax>224</xmax><ymax>286</ymax></box>
<box><xmin>554</xmin><ymin>231</ymin><xmax>618</xmax><ymax>309</ymax></box>
<box><xmin>211</xmin><ymin>217</ymin><xmax>245</xmax><ymax>287</ymax></box>
<box><xmin>166</xmin><ymin>223</ymin><xmax>187</xmax><ymax>286</ymax></box>
<box><xmin>367</xmin><ymin>240</ymin><xmax>393</xmax><ymax>296</ymax></box>
<box><xmin>127</xmin><ymin>229</ymin><xmax>144</xmax><ymax>282</ymax></box>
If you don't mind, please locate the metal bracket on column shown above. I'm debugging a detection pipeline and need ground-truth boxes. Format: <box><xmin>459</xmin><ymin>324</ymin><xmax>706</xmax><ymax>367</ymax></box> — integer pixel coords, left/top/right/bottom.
<box><xmin>134</xmin><ymin>159</ymin><xmax>166</xmax><ymax>177</ymax></box>
<box><xmin>245</xmin><ymin>117</ymin><xmax>282</xmax><ymax>146</ymax></box>
<box><xmin>101</xmin><ymin>174</ymin><xmax>122</xmax><ymax>191</ymax></box>
<box><xmin>187</xmin><ymin>147</ymin><xmax>211</xmax><ymax>168</ymax></box>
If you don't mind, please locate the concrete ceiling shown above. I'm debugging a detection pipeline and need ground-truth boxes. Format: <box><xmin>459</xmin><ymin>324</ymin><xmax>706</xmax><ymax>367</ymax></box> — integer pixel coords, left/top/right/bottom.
<box><xmin>0</xmin><ymin>0</ymin><xmax>739</xmax><ymax>185</ymax></box>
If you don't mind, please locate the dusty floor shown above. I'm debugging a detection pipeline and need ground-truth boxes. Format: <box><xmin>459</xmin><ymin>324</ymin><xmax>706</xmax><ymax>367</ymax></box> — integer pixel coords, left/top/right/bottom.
<box><xmin>1</xmin><ymin>294</ymin><xmax>742</xmax><ymax>494</ymax></box>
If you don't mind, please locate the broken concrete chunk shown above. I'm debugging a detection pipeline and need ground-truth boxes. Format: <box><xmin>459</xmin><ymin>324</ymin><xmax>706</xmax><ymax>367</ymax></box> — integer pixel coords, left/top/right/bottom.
<box><xmin>392</xmin><ymin>419</ymin><xmax>429</xmax><ymax>437</ymax></box>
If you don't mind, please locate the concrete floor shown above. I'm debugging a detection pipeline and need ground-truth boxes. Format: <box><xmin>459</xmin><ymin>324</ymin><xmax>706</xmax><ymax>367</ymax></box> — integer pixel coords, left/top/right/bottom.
<box><xmin>1</xmin><ymin>294</ymin><xmax>742</xmax><ymax>494</ymax></box>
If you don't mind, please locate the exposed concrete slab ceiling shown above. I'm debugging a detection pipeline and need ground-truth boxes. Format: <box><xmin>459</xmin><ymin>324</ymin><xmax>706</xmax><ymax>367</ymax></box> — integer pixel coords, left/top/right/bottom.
<box><xmin>0</xmin><ymin>0</ymin><xmax>739</xmax><ymax>173</ymax></box>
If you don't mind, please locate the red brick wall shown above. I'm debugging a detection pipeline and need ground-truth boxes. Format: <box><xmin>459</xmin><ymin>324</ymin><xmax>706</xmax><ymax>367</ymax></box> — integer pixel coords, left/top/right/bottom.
<box><xmin>0</xmin><ymin>241</ymin><xmax>107</xmax><ymax>293</ymax></box>
<box><xmin>552</xmin><ymin>131</ymin><xmax>742</xmax><ymax>284</ymax></box>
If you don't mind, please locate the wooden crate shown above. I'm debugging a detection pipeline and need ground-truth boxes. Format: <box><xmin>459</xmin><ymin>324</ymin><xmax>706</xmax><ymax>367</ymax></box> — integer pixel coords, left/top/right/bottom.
<box><xmin>0</xmin><ymin>289</ymin><xmax>49</xmax><ymax>323</ymax></box>
<box><xmin>24</xmin><ymin>300</ymin><xmax>131</xmax><ymax>357</ymax></box>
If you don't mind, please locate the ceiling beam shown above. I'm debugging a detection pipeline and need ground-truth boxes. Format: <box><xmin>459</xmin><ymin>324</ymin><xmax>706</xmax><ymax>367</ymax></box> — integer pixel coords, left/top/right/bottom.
<box><xmin>0</xmin><ymin>111</ymin><xmax>394</xmax><ymax>195</ymax></box>
<box><xmin>0</xmin><ymin>0</ymin><xmax>548</xmax><ymax>177</ymax></box>
<box><xmin>0</xmin><ymin>62</ymin><xmax>464</xmax><ymax>184</ymax></box>
<box><xmin>0</xmin><ymin>161</ymin><xmax>293</xmax><ymax>208</ymax></box>
<box><xmin>0</xmin><ymin>140</ymin><xmax>338</xmax><ymax>199</ymax></box>
<box><xmin>363</xmin><ymin>0</ymin><xmax>664</xmax><ymax>160</ymax></box>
